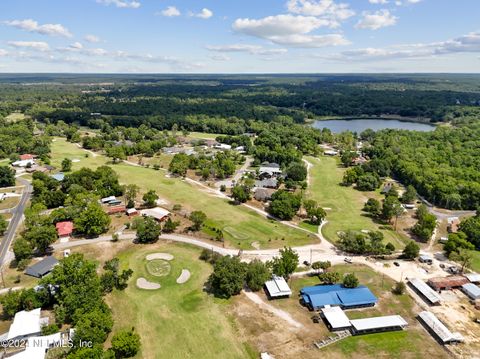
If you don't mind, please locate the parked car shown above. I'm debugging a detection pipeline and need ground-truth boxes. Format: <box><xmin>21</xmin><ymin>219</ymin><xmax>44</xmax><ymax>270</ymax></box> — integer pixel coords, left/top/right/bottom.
<box><xmin>393</xmin><ymin>261</ymin><xmax>400</xmax><ymax>267</ymax></box>
<box><xmin>303</xmin><ymin>260</ymin><xmax>311</xmax><ymax>267</ymax></box>
<box><xmin>344</xmin><ymin>257</ymin><xmax>352</xmax><ymax>263</ymax></box>
<box><xmin>439</xmin><ymin>263</ymin><xmax>445</xmax><ymax>269</ymax></box>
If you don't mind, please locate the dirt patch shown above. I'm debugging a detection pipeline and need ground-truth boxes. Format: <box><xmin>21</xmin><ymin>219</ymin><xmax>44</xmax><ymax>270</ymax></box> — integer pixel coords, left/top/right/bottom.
<box><xmin>136</xmin><ymin>277</ymin><xmax>161</xmax><ymax>290</ymax></box>
<box><xmin>176</xmin><ymin>269</ymin><xmax>191</xmax><ymax>284</ymax></box>
<box><xmin>146</xmin><ymin>252</ymin><xmax>174</xmax><ymax>261</ymax></box>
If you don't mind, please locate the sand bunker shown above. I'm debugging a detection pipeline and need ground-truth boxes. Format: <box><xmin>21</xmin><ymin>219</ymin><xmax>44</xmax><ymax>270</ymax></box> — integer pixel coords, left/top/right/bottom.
<box><xmin>72</xmin><ymin>159</ymin><xmax>81</xmax><ymax>163</ymax></box>
<box><xmin>146</xmin><ymin>253</ymin><xmax>174</xmax><ymax>261</ymax></box>
<box><xmin>136</xmin><ymin>277</ymin><xmax>161</xmax><ymax>290</ymax></box>
<box><xmin>176</xmin><ymin>269</ymin><xmax>191</xmax><ymax>284</ymax></box>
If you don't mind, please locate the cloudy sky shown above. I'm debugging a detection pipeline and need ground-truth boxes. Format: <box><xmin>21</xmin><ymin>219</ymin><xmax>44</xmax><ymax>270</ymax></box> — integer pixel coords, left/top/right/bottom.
<box><xmin>0</xmin><ymin>0</ymin><xmax>479</xmax><ymax>73</ymax></box>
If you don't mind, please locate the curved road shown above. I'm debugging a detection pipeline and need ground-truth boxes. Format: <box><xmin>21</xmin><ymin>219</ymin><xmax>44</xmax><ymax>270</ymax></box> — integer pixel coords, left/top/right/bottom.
<box><xmin>0</xmin><ymin>177</ymin><xmax>32</xmax><ymax>267</ymax></box>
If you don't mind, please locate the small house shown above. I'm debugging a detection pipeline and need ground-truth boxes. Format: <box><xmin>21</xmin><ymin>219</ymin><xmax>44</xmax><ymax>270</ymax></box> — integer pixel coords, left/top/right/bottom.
<box><xmin>419</xmin><ymin>255</ymin><xmax>433</xmax><ymax>264</ymax></box>
<box><xmin>55</xmin><ymin>221</ymin><xmax>73</xmax><ymax>239</ymax></box>
<box><xmin>255</xmin><ymin>178</ymin><xmax>278</xmax><ymax>189</ymax></box>
<box><xmin>101</xmin><ymin>196</ymin><xmax>116</xmax><ymax>204</ymax></box>
<box><xmin>126</xmin><ymin>208</ymin><xmax>139</xmax><ymax>216</ymax></box>
<box><xmin>258</xmin><ymin>163</ymin><xmax>282</xmax><ymax>179</ymax></box>
<box><xmin>5</xmin><ymin>308</ymin><xmax>48</xmax><ymax>341</ymax></box>
<box><xmin>19</xmin><ymin>154</ymin><xmax>34</xmax><ymax>161</ymax></box>
<box><xmin>254</xmin><ymin>188</ymin><xmax>275</xmax><ymax>202</ymax></box>
<box><xmin>140</xmin><ymin>207</ymin><xmax>171</xmax><ymax>222</ymax></box>
<box><xmin>50</xmin><ymin>172</ymin><xmax>65</xmax><ymax>182</ymax></box>
<box><xmin>321</xmin><ymin>306</ymin><xmax>351</xmax><ymax>331</ymax></box>
<box><xmin>12</xmin><ymin>159</ymin><xmax>35</xmax><ymax>167</ymax></box>
<box><xmin>25</xmin><ymin>257</ymin><xmax>59</xmax><ymax>278</ymax></box>
<box><xmin>214</xmin><ymin>143</ymin><xmax>232</xmax><ymax>150</ymax></box>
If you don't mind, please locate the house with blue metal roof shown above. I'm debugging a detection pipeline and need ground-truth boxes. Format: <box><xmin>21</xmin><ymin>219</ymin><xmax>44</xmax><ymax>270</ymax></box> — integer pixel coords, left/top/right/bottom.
<box><xmin>301</xmin><ymin>284</ymin><xmax>378</xmax><ymax>310</ymax></box>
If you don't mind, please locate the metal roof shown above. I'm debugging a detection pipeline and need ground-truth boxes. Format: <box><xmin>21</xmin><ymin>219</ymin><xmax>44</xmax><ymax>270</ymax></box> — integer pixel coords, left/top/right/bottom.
<box><xmin>462</xmin><ymin>283</ymin><xmax>480</xmax><ymax>299</ymax></box>
<box><xmin>301</xmin><ymin>285</ymin><xmax>377</xmax><ymax>309</ymax></box>
<box><xmin>7</xmin><ymin>308</ymin><xmax>43</xmax><ymax>340</ymax></box>
<box><xmin>321</xmin><ymin>306</ymin><xmax>351</xmax><ymax>329</ymax></box>
<box><xmin>140</xmin><ymin>207</ymin><xmax>171</xmax><ymax>221</ymax></box>
<box><xmin>418</xmin><ymin>311</ymin><xmax>464</xmax><ymax>343</ymax></box>
<box><xmin>409</xmin><ymin>278</ymin><xmax>441</xmax><ymax>304</ymax></box>
<box><xmin>464</xmin><ymin>273</ymin><xmax>480</xmax><ymax>283</ymax></box>
<box><xmin>25</xmin><ymin>256</ymin><xmax>59</xmax><ymax>278</ymax></box>
<box><xmin>264</xmin><ymin>276</ymin><xmax>292</xmax><ymax>298</ymax></box>
<box><xmin>350</xmin><ymin>315</ymin><xmax>408</xmax><ymax>331</ymax></box>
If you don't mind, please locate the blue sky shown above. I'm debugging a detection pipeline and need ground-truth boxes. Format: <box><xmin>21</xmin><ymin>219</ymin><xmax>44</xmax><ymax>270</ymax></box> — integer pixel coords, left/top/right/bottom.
<box><xmin>0</xmin><ymin>0</ymin><xmax>479</xmax><ymax>73</ymax></box>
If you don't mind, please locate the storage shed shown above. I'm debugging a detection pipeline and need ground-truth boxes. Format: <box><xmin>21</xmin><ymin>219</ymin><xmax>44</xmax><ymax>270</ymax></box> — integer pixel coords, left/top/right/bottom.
<box><xmin>408</xmin><ymin>278</ymin><xmax>442</xmax><ymax>305</ymax></box>
<box><xmin>25</xmin><ymin>257</ymin><xmax>59</xmax><ymax>278</ymax></box>
<box><xmin>461</xmin><ymin>283</ymin><xmax>480</xmax><ymax>300</ymax></box>
<box><xmin>350</xmin><ymin>315</ymin><xmax>408</xmax><ymax>335</ymax></box>
<box><xmin>321</xmin><ymin>306</ymin><xmax>351</xmax><ymax>331</ymax></box>
<box><xmin>427</xmin><ymin>276</ymin><xmax>469</xmax><ymax>292</ymax></box>
<box><xmin>264</xmin><ymin>276</ymin><xmax>292</xmax><ymax>299</ymax></box>
<box><xmin>418</xmin><ymin>311</ymin><xmax>464</xmax><ymax>344</ymax></box>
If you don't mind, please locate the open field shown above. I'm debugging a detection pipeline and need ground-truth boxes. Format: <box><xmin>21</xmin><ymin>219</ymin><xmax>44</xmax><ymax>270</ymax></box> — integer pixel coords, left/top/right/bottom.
<box><xmin>468</xmin><ymin>250</ymin><xmax>480</xmax><ymax>272</ymax></box>
<box><xmin>106</xmin><ymin>243</ymin><xmax>255</xmax><ymax>359</ymax></box>
<box><xmin>5</xmin><ymin>113</ymin><xmax>27</xmax><ymax>122</ymax></box>
<box><xmin>306</xmin><ymin>156</ymin><xmax>409</xmax><ymax>248</ymax></box>
<box><xmin>260</xmin><ymin>264</ymin><xmax>449</xmax><ymax>359</ymax></box>
<box><xmin>0</xmin><ymin>196</ymin><xmax>19</xmax><ymax>211</ymax></box>
<box><xmin>50</xmin><ymin>138</ymin><xmax>316</xmax><ymax>249</ymax></box>
<box><xmin>186</xmin><ymin>132</ymin><xmax>221</xmax><ymax>140</ymax></box>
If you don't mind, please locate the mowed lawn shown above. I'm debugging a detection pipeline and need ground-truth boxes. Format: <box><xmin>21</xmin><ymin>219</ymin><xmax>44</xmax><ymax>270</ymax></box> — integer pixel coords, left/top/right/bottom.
<box><xmin>284</xmin><ymin>265</ymin><xmax>449</xmax><ymax>359</ymax></box>
<box><xmin>306</xmin><ymin>156</ymin><xmax>408</xmax><ymax>248</ymax></box>
<box><xmin>107</xmin><ymin>243</ymin><xmax>254</xmax><ymax>359</ymax></box>
<box><xmin>50</xmin><ymin>138</ymin><xmax>315</xmax><ymax>249</ymax></box>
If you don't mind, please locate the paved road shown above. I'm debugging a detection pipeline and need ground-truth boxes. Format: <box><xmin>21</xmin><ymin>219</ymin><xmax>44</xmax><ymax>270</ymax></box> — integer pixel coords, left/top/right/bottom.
<box><xmin>0</xmin><ymin>178</ymin><xmax>32</xmax><ymax>267</ymax></box>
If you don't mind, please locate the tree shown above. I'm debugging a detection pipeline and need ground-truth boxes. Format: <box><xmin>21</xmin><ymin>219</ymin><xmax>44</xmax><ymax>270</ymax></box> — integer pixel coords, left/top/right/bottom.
<box><xmin>382</xmin><ymin>196</ymin><xmax>404</xmax><ymax>228</ymax></box>
<box><xmin>312</xmin><ymin>261</ymin><xmax>331</xmax><ymax>271</ymax></box>
<box><xmin>208</xmin><ymin>256</ymin><xmax>247</xmax><ymax>298</ymax></box>
<box><xmin>0</xmin><ymin>215</ymin><xmax>7</xmax><ymax>235</ymax></box>
<box><xmin>124</xmin><ymin>184</ymin><xmax>139</xmax><ymax>209</ymax></box>
<box><xmin>162</xmin><ymin>217</ymin><xmax>179</xmax><ymax>233</ymax></box>
<box><xmin>135</xmin><ymin>216</ymin><xmax>161</xmax><ymax>243</ymax></box>
<box><xmin>142</xmin><ymin>190</ymin><xmax>158</xmax><ymax>208</ymax></box>
<box><xmin>356</xmin><ymin>173</ymin><xmax>380</xmax><ymax>191</ymax></box>
<box><xmin>392</xmin><ymin>281</ymin><xmax>406</xmax><ymax>295</ymax></box>
<box><xmin>401</xmin><ymin>185</ymin><xmax>417</xmax><ymax>204</ymax></box>
<box><xmin>385</xmin><ymin>242</ymin><xmax>395</xmax><ymax>254</ymax></box>
<box><xmin>106</xmin><ymin>146</ymin><xmax>126</xmax><ymax>164</ymax></box>
<box><xmin>343</xmin><ymin>273</ymin><xmax>359</xmax><ymax>288</ymax></box>
<box><xmin>269</xmin><ymin>247</ymin><xmax>299</xmax><ymax>279</ymax></box>
<box><xmin>13</xmin><ymin>237</ymin><xmax>33</xmax><ymax>262</ymax></box>
<box><xmin>363</xmin><ymin>198</ymin><xmax>381</xmax><ymax>217</ymax></box>
<box><xmin>111</xmin><ymin>329</ymin><xmax>141</xmax><ymax>358</ymax></box>
<box><xmin>23</xmin><ymin>225</ymin><xmax>58</xmax><ymax>254</ymax></box>
<box><xmin>73</xmin><ymin>306</ymin><xmax>113</xmax><ymax>346</ymax></box>
<box><xmin>61</xmin><ymin>158</ymin><xmax>72</xmax><ymax>172</ymax></box>
<box><xmin>286</xmin><ymin>162</ymin><xmax>307</xmax><ymax>182</ymax></box>
<box><xmin>101</xmin><ymin>258</ymin><xmax>133</xmax><ymax>293</ymax></box>
<box><xmin>75</xmin><ymin>202</ymin><xmax>111</xmax><ymax>237</ymax></box>
<box><xmin>458</xmin><ymin>215</ymin><xmax>480</xmax><ymax>248</ymax></box>
<box><xmin>341</xmin><ymin>151</ymin><xmax>356</xmax><ymax>167</ymax></box>
<box><xmin>246</xmin><ymin>259</ymin><xmax>271</xmax><ymax>291</ymax></box>
<box><xmin>412</xmin><ymin>207</ymin><xmax>437</xmax><ymax>241</ymax></box>
<box><xmin>0</xmin><ymin>166</ymin><xmax>15</xmax><ymax>187</ymax></box>
<box><xmin>189</xmin><ymin>211</ymin><xmax>207</xmax><ymax>231</ymax></box>
<box><xmin>231</xmin><ymin>185</ymin><xmax>251</xmax><ymax>204</ymax></box>
<box><xmin>318</xmin><ymin>271</ymin><xmax>340</xmax><ymax>285</ymax></box>
<box><xmin>444</xmin><ymin>232</ymin><xmax>475</xmax><ymax>257</ymax></box>
<box><xmin>451</xmin><ymin>249</ymin><xmax>473</xmax><ymax>273</ymax></box>
<box><xmin>268</xmin><ymin>190</ymin><xmax>302</xmax><ymax>220</ymax></box>
<box><xmin>307</xmin><ymin>206</ymin><xmax>326</xmax><ymax>225</ymax></box>
<box><xmin>402</xmin><ymin>241</ymin><xmax>420</xmax><ymax>260</ymax></box>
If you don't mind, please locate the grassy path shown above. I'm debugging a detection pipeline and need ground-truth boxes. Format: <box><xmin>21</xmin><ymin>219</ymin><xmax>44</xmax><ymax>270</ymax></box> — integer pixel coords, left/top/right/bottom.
<box><xmin>305</xmin><ymin>156</ymin><xmax>408</xmax><ymax>248</ymax></box>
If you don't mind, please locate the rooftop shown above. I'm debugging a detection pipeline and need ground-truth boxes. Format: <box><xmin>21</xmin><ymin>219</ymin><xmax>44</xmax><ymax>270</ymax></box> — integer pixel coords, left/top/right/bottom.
<box><xmin>301</xmin><ymin>284</ymin><xmax>377</xmax><ymax>309</ymax></box>
<box><xmin>418</xmin><ymin>311</ymin><xmax>464</xmax><ymax>343</ymax></box>
<box><xmin>428</xmin><ymin>276</ymin><xmax>469</xmax><ymax>289</ymax></box>
<box><xmin>350</xmin><ymin>315</ymin><xmax>408</xmax><ymax>332</ymax></box>
<box><xmin>7</xmin><ymin>308</ymin><xmax>46</xmax><ymax>340</ymax></box>
<box><xmin>409</xmin><ymin>278</ymin><xmax>442</xmax><ymax>304</ymax></box>
<box><xmin>464</xmin><ymin>273</ymin><xmax>480</xmax><ymax>283</ymax></box>
<box><xmin>321</xmin><ymin>306</ymin><xmax>351</xmax><ymax>329</ymax></box>
<box><xmin>264</xmin><ymin>276</ymin><xmax>292</xmax><ymax>298</ymax></box>
<box><xmin>462</xmin><ymin>283</ymin><xmax>480</xmax><ymax>298</ymax></box>
<box><xmin>140</xmin><ymin>207</ymin><xmax>171</xmax><ymax>221</ymax></box>
<box><xmin>55</xmin><ymin>221</ymin><xmax>73</xmax><ymax>237</ymax></box>
<box><xmin>25</xmin><ymin>256</ymin><xmax>59</xmax><ymax>278</ymax></box>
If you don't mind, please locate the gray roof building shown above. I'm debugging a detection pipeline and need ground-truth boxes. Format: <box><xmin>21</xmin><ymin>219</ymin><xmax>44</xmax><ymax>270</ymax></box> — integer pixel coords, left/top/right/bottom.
<box><xmin>25</xmin><ymin>257</ymin><xmax>59</xmax><ymax>278</ymax></box>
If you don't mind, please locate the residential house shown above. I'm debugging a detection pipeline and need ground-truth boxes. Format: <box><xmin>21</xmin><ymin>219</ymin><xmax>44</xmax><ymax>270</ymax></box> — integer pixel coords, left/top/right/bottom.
<box><xmin>254</xmin><ymin>188</ymin><xmax>275</xmax><ymax>202</ymax></box>
<box><xmin>55</xmin><ymin>221</ymin><xmax>73</xmax><ymax>240</ymax></box>
<box><xmin>258</xmin><ymin>163</ymin><xmax>282</xmax><ymax>179</ymax></box>
<box><xmin>140</xmin><ymin>207</ymin><xmax>171</xmax><ymax>222</ymax></box>
<box><xmin>255</xmin><ymin>178</ymin><xmax>278</xmax><ymax>189</ymax></box>
<box><xmin>25</xmin><ymin>257</ymin><xmax>59</xmax><ymax>278</ymax></box>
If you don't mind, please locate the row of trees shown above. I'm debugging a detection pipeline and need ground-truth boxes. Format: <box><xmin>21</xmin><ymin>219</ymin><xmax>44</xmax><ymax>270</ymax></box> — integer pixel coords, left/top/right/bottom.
<box><xmin>205</xmin><ymin>247</ymin><xmax>299</xmax><ymax>299</ymax></box>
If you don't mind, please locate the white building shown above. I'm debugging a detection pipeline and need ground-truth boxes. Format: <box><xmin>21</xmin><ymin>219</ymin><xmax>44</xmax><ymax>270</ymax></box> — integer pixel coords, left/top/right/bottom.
<box><xmin>5</xmin><ymin>308</ymin><xmax>48</xmax><ymax>341</ymax></box>
<box><xmin>12</xmin><ymin>159</ymin><xmax>35</xmax><ymax>168</ymax></box>
<box><xmin>350</xmin><ymin>315</ymin><xmax>408</xmax><ymax>335</ymax></box>
<box><xmin>264</xmin><ymin>276</ymin><xmax>292</xmax><ymax>299</ymax></box>
<box><xmin>321</xmin><ymin>306</ymin><xmax>351</xmax><ymax>331</ymax></box>
<box><xmin>408</xmin><ymin>278</ymin><xmax>442</xmax><ymax>305</ymax></box>
<box><xmin>464</xmin><ymin>273</ymin><xmax>480</xmax><ymax>283</ymax></box>
<box><xmin>214</xmin><ymin>143</ymin><xmax>232</xmax><ymax>150</ymax></box>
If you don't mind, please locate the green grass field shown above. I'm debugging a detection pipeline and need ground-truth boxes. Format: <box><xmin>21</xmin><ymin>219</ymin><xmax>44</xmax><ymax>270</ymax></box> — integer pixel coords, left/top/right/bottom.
<box><xmin>306</xmin><ymin>156</ymin><xmax>408</xmax><ymax>248</ymax></box>
<box><xmin>50</xmin><ymin>138</ymin><xmax>316</xmax><ymax>249</ymax></box>
<box><xmin>468</xmin><ymin>250</ymin><xmax>480</xmax><ymax>272</ymax></box>
<box><xmin>107</xmin><ymin>243</ymin><xmax>255</xmax><ymax>359</ymax></box>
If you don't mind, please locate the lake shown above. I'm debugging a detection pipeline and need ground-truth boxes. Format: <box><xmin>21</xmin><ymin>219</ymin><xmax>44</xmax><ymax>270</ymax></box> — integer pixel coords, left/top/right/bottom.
<box><xmin>311</xmin><ymin>118</ymin><xmax>435</xmax><ymax>133</ymax></box>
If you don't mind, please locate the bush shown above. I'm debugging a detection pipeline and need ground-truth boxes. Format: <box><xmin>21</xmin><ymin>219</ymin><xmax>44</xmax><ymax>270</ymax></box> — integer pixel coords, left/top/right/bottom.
<box><xmin>246</xmin><ymin>260</ymin><xmax>271</xmax><ymax>292</ymax></box>
<box><xmin>343</xmin><ymin>273</ymin><xmax>359</xmax><ymax>288</ymax></box>
<box><xmin>392</xmin><ymin>281</ymin><xmax>406</xmax><ymax>295</ymax></box>
<box><xmin>111</xmin><ymin>329</ymin><xmax>141</xmax><ymax>358</ymax></box>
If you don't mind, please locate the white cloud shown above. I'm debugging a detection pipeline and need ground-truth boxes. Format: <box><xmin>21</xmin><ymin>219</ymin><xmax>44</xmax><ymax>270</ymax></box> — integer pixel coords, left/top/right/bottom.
<box><xmin>97</xmin><ymin>0</ymin><xmax>140</xmax><ymax>9</ymax></box>
<box><xmin>70</xmin><ymin>42</ymin><xmax>83</xmax><ymax>50</ymax></box>
<box><xmin>286</xmin><ymin>0</ymin><xmax>355</xmax><ymax>25</ymax></box>
<box><xmin>160</xmin><ymin>6</ymin><xmax>181</xmax><ymax>17</ymax></box>
<box><xmin>84</xmin><ymin>34</ymin><xmax>101</xmax><ymax>43</ymax></box>
<box><xmin>206</xmin><ymin>44</ymin><xmax>288</xmax><ymax>55</ymax></box>
<box><xmin>3</xmin><ymin>19</ymin><xmax>72</xmax><ymax>37</ymax></box>
<box><xmin>0</xmin><ymin>49</ymin><xmax>8</xmax><ymax>56</ymax></box>
<box><xmin>8</xmin><ymin>41</ymin><xmax>50</xmax><ymax>51</ymax></box>
<box><xmin>355</xmin><ymin>9</ymin><xmax>397</xmax><ymax>30</ymax></box>
<box><xmin>369</xmin><ymin>0</ymin><xmax>389</xmax><ymax>4</ymax></box>
<box><xmin>327</xmin><ymin>31</ymin><xmax>480</xmax><ymax>62</ymax></box>
<box><xmin>232</xmin><ymin>14</ymin><xmax>349</xmax><ymax>48</ymax></box>
<box><xmin>209</xmin><ymin>54</ymin><xmax>231</xmax><ymax>61</ymax></box>
<box><xmin>191</xmin><ymin>8</ymin><xmax>213</xmax><ymax>19</ymax></box>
